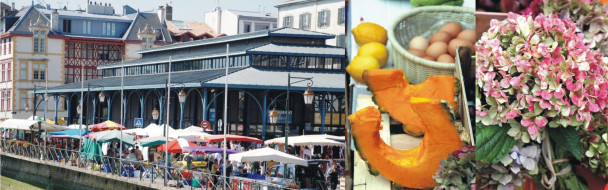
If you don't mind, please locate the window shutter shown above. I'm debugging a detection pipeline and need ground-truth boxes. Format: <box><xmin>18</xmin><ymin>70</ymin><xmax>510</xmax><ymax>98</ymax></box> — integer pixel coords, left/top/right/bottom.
<box><xmin>338</xmin><ymin>8</ymin><xmax>345</xmax><ymax>25</ymax></box>
<box><xmin>318</xmin><ymin>11</ymin><xmax>323</xmax><ymax>28</ymax></box>
<box><xmin>299</xmin><ymin>14</ymin><xmax>304</xmax><ymax>29</ymax></box>
<box><xmin>326</xmin><ymin>11</ymin><xmax>331</xmax><ymax>27</ymax></box>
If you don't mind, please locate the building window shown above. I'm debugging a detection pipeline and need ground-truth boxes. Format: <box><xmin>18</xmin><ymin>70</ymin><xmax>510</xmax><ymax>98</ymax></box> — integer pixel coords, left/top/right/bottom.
<box><xmin>283</xmin><ymin>16</ymin><xmax>293</xmax><ymax>28</ymax></box>
<box><xmin>82</xmin><ymin>21</ymin><xmax>91</xmax><ymax>34</ymax></box>
<box><xmin>32</xmin><ymin>63</ymin><xmax>46</xmax><ymax>80</ymax></box>
<box><xmin>6</xmin><ymin>61</ymin><xmax>10</xmax><ymax>81</ymax></box>
<box><xmin>20</xmin><ymin>91</ymin><xmax>27</xmax><ymax>110</ymax></box>
<box><xmin>338</xmin><ymin>7</ymin><xmax>345</xmax><ymax>25</ymax></box>
<box><xmin>318</xmin><ymin>10</ymin><xmax>330</xmax><ymax>28</ymax></box>
<box><xmin>254</xmin><ymin>23</ymin><xmax>270</xmax><ymax>31</ymax></box>
<box><xmin>336</xmin><ymin>34</ymin><xmax>346</xmax><ymax>47</ymax></box>
<box><xmin>33</xmin><ymin>30</ymin><xmax>46</xmax><ymax>53</ymax></box>
<box><xmin>244</xmin><ymin>22</ymin><xmax>251</xmax><ymax>33</ymax></box>
<box><xmin>102</xmin><ymin>22</ymin><xmax>115</xmax><ymax>36</ymax></box>
<box><xmin>299</xmin><ymin>13</ymin><xmax>311</xmax><ymax>30</ymax></box>
<box><xmin>63</xmin><ymin>19</ymin><xmax>71</xmax><ymax>33</ymax></box>
<box><xmin>19</xmin><ymin>62</ymin><xmax>27</xmax><ymax>80</ymax></box>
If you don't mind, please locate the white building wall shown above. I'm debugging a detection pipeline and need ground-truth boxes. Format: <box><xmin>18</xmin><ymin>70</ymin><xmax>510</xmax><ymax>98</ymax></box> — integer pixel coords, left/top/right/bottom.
<box><xmin>277</xmin><ymin>0</ymin><xmax>345</xmax><ymax>46</ymax></box>
<box><xmin>125</xmin><ymin>43</ymin><xmax>142</xmax><ymax>61</ymax></box>
<box><xmin>221</xmin><ymin>11</ymin><xmax>239</xmax><ymax>35</ymax></box>
<box><xmin>10</xmin><ymin>36</ymin><xmax>66</xmax><ymax>120</ymax></box>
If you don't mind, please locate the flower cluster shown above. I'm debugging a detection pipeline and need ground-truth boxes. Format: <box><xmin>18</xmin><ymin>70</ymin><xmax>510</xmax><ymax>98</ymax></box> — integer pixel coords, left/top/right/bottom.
<box><xmin>433</xmin><ymin>145</ymin><xmax>476</xmax><ymax>190</ymax></box>
<box><xmin>477</xmin><ymin>144</ymin><xmax>540</xmax><ymax>190</ymax></box>
<box><xmin>476</xmin><ymin>13</ymin><xmax>608</xmax><ymax>142</ymax></box>
<box><xmin>523</xmin><ymin>0</ymin><xmax>608</xmax><ymax>54</ymax></box>
<box><xmin>581</xmin><ymin>118</ymin><xmax>608</xmax><ymax>179</ymax></box>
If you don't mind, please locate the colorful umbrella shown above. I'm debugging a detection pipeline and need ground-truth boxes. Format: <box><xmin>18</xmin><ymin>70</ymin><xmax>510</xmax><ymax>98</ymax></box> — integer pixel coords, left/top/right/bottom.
<box><xmin>91</xmin><ymin>120</ymin><xmax>126</xmax><ymax>132</ymax></box>
<box><xmin>138</xmin><ymin>136</ymin><xmax>171</xmax><ymax>147</ymax></box>
<box><xmin>201</xmin><ymin>134</ymin><xmax>263</xmax><ymax>144</ymax></box>
<box><xmin>157</xmin><ymin>138</ymin><xmax>196</xmax><ymax>153</ymax></box>
<box><xmin>183</xmin><ymin>146</ymin><xmax>241</xmax><ymax>154</ymax></box>
<box><xmin>87</xmin><ymin>130</ymin><xmax>134</xmax><ymax>146</ymax></box>
<box><xmin>49</xmin><ymin>129</ymin><xmax>87</xmax><ymax>136</ymax></box>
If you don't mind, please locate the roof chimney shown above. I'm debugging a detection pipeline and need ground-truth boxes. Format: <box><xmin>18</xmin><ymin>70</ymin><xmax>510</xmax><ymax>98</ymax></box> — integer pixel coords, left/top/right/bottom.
<box><xmin>165</xmin><ymin>4</ymin><xmax>172</xmax><ymax>21</ymax></box>
<box><xmin>50</xmin><ymin>9</ymin><xmax>59</xmax><ymax>32</ymax></box>
<box><xmin>157</xmin><ymin>6</ymin><xmax>166</xmax><ymax>23</ymax></box>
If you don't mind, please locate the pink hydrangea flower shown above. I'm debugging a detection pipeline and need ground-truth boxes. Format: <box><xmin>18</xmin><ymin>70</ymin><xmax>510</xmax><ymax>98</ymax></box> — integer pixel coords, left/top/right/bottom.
<box><xmin>476</xmin><ymin>13</ymin><xmax>608</xmax><ymax>139</ymax></box>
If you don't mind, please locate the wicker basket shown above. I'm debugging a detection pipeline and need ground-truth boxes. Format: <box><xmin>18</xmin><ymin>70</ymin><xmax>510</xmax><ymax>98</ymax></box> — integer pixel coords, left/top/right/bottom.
<box><xmin>388</xmin><ymin>6</ymin><xmax>474</xmax><ymax>84</ymax></box>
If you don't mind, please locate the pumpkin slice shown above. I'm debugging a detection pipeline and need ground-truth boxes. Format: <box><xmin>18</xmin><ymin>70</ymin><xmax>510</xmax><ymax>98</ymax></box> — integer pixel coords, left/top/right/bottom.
<box><xmin>349</xmin><ymin>97</ymin><xmax>463</xmax><ymax>189</ymax></box>
<box><xmin>363</xmin><ymin>69</ymin><xmax>458</xmax><ymax>136</ymax></box>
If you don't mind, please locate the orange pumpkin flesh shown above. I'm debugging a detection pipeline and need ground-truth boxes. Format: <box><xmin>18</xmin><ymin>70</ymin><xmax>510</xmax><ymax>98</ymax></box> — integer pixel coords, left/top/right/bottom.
<box><xmin>363</xmin><ymin>69</ymin><xmax>457</xmax><ymax>136</ymax></box>
<box><xmin>349</xmin><ymin>98</ymin><xmax>463</xmax><ymax>189</ymax></box>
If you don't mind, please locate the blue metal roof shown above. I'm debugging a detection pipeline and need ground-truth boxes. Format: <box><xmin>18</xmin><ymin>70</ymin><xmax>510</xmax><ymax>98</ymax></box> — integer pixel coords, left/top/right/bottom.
<box><xmin>136</xmin><ymin>27</ymin><xmax>335</xmax><ymax>54</ymax></box>
<box><xmin>36</xmin><ymin>66</ymin><xmax>344</xmax><ymax>94</ymax></box>
<box><xmin>247</xmin><ymin>43</ymin><xmax>345</xmax><ymax>58</ymax></box>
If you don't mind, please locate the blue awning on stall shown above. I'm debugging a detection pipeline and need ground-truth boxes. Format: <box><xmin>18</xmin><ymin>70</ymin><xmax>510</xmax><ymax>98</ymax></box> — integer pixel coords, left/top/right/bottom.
<box><xmin>49</xmin><ymin>129</ymin><xmax>87</xmax><ymax>136</ymax></box>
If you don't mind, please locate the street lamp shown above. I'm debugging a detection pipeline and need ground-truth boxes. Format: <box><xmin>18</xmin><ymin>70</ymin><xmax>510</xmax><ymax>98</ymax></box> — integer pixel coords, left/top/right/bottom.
<box><xmin>178</xmin><ymin>89</ymin><xmax>186</xmax><ymax>129</ymax></box>
<box><xmin>303</xmin><ymin>87</ymin><xmax>314</xmax><ymax>105</ymax></box>
<box><xmin>151</xmin><ymin>107</ymin><xmax>160</xmax><ymax>123</ymax></box>
<box><xmin>283</xmin><ymin>73</ymin><xmax>314</xmax><ymax>153</ymax></box>
<box><xmin>76</xmin><ymin>104</ymin><xmax>82</xmax><ymax>115</ymax></box>
<box><xmin>268</xmin><ymin>108</ymin><xmax>279</xmax><ymax>125</ymax></box>
<box><xmin>98</xmin><ymin>92</ymin><xmax>106</xmax><ymax>103</ymax></box>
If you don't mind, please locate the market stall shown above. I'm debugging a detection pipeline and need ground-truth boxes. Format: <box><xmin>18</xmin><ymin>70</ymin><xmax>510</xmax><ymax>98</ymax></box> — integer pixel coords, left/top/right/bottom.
<box><xmin>156</xmin><ymin>138</ymin><xmax>196</xmax><ymax>153</ymax></box>
<box><xmin>202</xmin><ymin>134</ymin><xmax>263</xmax><ymax>144</ymax></box>
<box><xmin>90</xmin><ymin>121</ymin><xmax>126</xmax><ymax>132</ymax></box>
<box><xmin>264</xmin><ymin>135</ymin><xmax>344</xmax><ymax>146</ymax></box>
<box><xmin>183</xmin><ymin>146</ymin><xmax>241</xmax><ymax>154</ymax></box>
<box><xmin>229</xmin><ymin>147</ymin><xmax>308</xmax><ymax>166</ymax></box>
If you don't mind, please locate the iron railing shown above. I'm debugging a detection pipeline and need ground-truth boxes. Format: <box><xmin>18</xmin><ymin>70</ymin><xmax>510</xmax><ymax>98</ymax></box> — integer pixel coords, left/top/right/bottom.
<box><xmin>0</xmin><ymin>140</ymin><xmax>296</xmax><ymax>190</ymax></box>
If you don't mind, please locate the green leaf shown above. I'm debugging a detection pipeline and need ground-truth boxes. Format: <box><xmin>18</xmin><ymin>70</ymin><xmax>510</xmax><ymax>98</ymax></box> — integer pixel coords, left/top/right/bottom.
<box><xmin>475</xmin><ymin>122</ymin><xmax>516</xmax><ymax>164</ymax></box>
<box><xmin>548</xmin><ymin>127</ymin><xmax>583</xmax><ymax>161</ymax></box>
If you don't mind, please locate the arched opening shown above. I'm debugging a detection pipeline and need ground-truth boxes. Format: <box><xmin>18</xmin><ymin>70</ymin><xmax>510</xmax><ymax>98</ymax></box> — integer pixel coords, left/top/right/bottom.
<box><xmin>125</xmin><ymin>91</ymin><xmax>141</xmax><ymax>128</ymax></box>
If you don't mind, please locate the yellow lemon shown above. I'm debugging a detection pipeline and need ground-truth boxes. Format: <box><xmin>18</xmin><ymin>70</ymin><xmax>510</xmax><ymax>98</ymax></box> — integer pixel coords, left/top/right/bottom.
<box><xmin>352</xmin><ymin>22</ymin><xmax>388</xmax><ymax>46</ymax></box>
<box><xmin>346</xmin><ymin>56</ymin><xmax>381</xmax><ymax>83</ymax></box>
<box><xmin>358</xmin><ymin>42</ymin><xmax>388</xmax><ymax>67</ymax></box>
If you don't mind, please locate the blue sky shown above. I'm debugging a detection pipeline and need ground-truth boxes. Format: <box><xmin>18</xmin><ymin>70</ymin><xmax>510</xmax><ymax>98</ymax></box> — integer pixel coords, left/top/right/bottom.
<box><xmin>10</xmin><ymin>0</ymin><xmax>286</xmax><ymax>22</ymax></box>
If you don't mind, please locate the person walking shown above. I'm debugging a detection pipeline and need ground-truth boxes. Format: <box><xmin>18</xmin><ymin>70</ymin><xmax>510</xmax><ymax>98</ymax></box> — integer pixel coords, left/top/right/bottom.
<box><xmin>328</xmin><ymin>162</ymin><xmax>341</xmax><ymax>190</ymax></box>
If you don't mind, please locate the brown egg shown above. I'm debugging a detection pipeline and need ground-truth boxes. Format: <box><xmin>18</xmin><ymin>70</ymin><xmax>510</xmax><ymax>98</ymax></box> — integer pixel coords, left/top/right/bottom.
<box><xmin>440</xmin><ymin>22</ymin><xmax>462</xmax><ymax>38</ymax></box>
<box><xmin>425</xmin><ymin>42</ymin><xmax>448</xmax><ymax>59</ymax></box>
<box><xmin>422</xmin><ymin>56</ymin><xmax>435</xmax><ymax>61</ymax></box>
<box><xmin>407</xmin><ymin>48</ymin><xmax>426</xmax><ymax>57</ymax></box>
<box><xmin>429</xmin><ymin>31</ymin><xmax>451</xmax><ymax>44</ymax></box>
<box><xmin>437</xmin><ymin>54</ymin><xmax>455</xmax><ymax>63</ymax></box>
<box><xmin>457</xmin><ymin>30</ymin><xmax>476</xmax><ymax>43</ymax></box>
<box><xmin>448</xmin><ymin>38</ymin><xmax>473</xmax><ymax>57</ymax></box>
<box><xmin>409</xmin><ymin>36</ymin><xmax>429</xmax><ymax>51</ymax></box>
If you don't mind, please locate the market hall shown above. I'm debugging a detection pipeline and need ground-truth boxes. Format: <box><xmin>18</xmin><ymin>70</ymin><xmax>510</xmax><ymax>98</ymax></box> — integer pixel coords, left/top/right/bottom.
<box><xmin>33</xmin><ymin>27</ymin><xmax>346</xmax><ymax>141</ymax></box>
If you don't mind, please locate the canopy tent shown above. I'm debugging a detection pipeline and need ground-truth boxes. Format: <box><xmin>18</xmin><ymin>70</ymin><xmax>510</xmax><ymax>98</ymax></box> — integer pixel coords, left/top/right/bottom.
<box><xmin>264</xmin><ymin>135</ymin><xmax>344</xmax><ymax>146</ymax></box>
<box><xmin>49</xmin><ymin>129</ymin><xmax>87</xmax><ymax>137</ymax></box>
<box><xmin>32</xmin><ymin>122</ymin><xmax>70</xmax><ymax>132</ymax></box>
<box><xmin>172</xmin><ymin>129</ymin><xmax>210</xmax><ymax>138</ymax></box>
<box><xmin>91</xmin><ymin>121</ymin><xmax>126</xmax><ymax>132</ymax></box>
<box><xmin>184</xmin><ymin>126</ymin><xmax>204</xmax><ymax>132</ymax></box>
<box><xmin>81</xmin><ymin>138</ymin><xmax>103</xmax><ymax>161</ymax></box>
<box><xmin>142</xmin><ymin>124</ymin><xmax>175</xmax><ymax>137</ymax></box>
<box><xmin>67</xmin><ymin>124</ymin><xmax>93</xmax><ymax>130</ymax></box>
<box><xmin>0</xmin><ymin>119</ymin><xmax>37</xmax><ymax>130</ymax></box>
<box><xmin>138</xmin><ymin>136</ymin><xmax>170</xmax><ymax>147</ymax></box>
<box><xmin>87</xmin><ymin>130</ymin><xmax>134</xmax><ymax>146</ymax></box>
<box><xmin>202</xmin><ymin>134</ymin><xmax>263</xmax><ymax>144</ymax></box>
<box><xmin>49</xmin><ymin>135</ymin><xmax>82</xmax><ymax>140</ymax></box>
<box><xmin>183</xmin><ymin>146</ymin><xmax>241</xmax><ymax>154</ymax></box>
<box><xmin>305</xmin><ymin>134</ymin><xmax>345</xmax><ymax>142</ymax></box>
<box><xmin>229</xmin><ymin>147</ymin><xmax>308</xmax><ymax>166</ymax></box>
<box><xmin>157</xmin><ymin>138</ymin><xmax>196</xmax><ymax>153</ymax></box>
<box><xmin>180</xmin><ymin>135</ymin><xmax>208</xmax><ymax>143</ymax></box>
<box><xmin>124</xmin><ymin>128</ymin><xmax>146</xmax><ymax>135</ymax></box>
